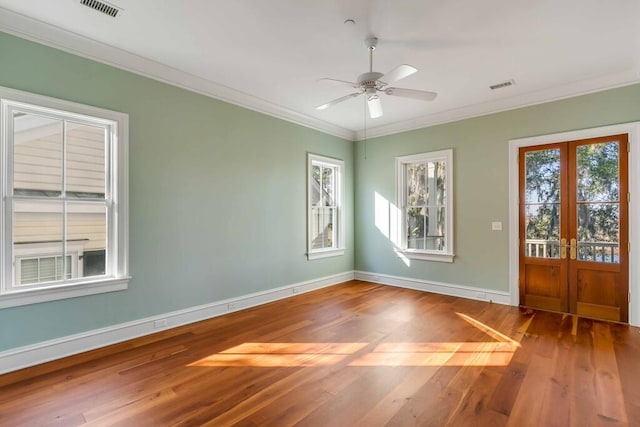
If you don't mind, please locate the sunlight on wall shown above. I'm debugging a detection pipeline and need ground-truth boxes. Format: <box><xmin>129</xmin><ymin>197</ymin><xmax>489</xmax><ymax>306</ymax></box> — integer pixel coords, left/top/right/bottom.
<box><xmin>374</xmin><ymin>192</ymin><xmax>390</xmax><ymax>238</ymax></box>
<box><xmin>374</xmin><ymin>191</ymin><xmax>409</xmax><ymax>266</ymax></box>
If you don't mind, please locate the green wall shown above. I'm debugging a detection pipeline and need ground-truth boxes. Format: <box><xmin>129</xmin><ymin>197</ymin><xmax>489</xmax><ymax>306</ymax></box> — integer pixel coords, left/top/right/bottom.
<box><xmin>3</xmin><ymin>28</ymin><xmax>640</xmax><ymax>354</ymax></box>
<box><xmin>355</xmin><ymin>83</ymin><xmax>640</xmax><ymax>291</ymax></box>
<box><xmin>0</xmin><ymin>32</ymin><xmax>354</xmax><ymax>351</ymax></box>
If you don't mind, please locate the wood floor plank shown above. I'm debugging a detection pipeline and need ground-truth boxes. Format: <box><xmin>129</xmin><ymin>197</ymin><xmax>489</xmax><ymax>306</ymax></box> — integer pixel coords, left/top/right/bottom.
<box><xmin>592</xmin><ymin>321</ymin><xmax>628</xmax><ymax>424</ymax></box>
<box><xmin>1</xmin><ymin>280</ymin><xmax>639</xmax><ymax>426</ymax></box>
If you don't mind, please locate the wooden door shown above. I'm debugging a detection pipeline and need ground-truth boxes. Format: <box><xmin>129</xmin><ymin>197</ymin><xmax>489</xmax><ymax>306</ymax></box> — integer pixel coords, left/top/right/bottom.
<box><xmin>519</xmin><ymin>134</ymin><xmax>629</xmax><ymax>322</ymax></box>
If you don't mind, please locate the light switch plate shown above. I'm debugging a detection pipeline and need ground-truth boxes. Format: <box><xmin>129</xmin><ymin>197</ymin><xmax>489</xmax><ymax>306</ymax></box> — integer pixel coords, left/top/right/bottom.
<box><xmin>491</xmin><ymin>221</ymin><xmax>503</xmax><ymax>231</ymax></box>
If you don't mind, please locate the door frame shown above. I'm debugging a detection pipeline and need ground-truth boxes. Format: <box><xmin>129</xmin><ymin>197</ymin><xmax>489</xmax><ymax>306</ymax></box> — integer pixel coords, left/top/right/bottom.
<box><xmin>509</xmin><ymin>122</ymin><xmax>640</xmax><ymax>326</ymax></box>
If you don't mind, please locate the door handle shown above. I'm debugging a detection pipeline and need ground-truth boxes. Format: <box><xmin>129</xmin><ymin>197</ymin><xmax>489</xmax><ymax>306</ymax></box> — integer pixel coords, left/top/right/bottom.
<box><xmin>570</xmin><ymin>238</ymin><xmax>577</xmax><ymax>260</ymax></box>
<box><xmin>560</xmin><ymin>238</ymin><xmax>567</xmax><ymax>259</ymax></box>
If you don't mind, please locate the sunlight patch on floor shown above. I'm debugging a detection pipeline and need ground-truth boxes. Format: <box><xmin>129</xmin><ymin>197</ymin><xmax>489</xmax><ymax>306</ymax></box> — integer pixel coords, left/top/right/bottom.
<box><xmin>188</xmin><ymin>314</ymin><xmax>521</xmax><ymax>368</ymax></box>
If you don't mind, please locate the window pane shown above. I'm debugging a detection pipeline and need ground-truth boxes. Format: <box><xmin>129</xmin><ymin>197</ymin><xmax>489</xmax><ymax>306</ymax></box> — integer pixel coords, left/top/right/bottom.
<box><xmin>576</xmin><ymin>142</ymin><xmax>619</xmax><ymax>202</ymax></box>
<box><xmin>67</xmin><ymin>201</ymin><xmax>107</xmax><ymax>278</ymax></box>
<box><xmin>429</xmin><ymin>206</ymin><xmax>446</xmax><ymax>251</ymax></box>
<box><xmin>407</xmin><ymin>163</ymin><xmax>426</xmax><ymax>206</ymax></box>
<box><xmin>66</xmin><ymin>122</ymin><xmax>107</xmax><ymax>197</ymax></box>
<box><xmin>311</xmin><ymin>206</ymin><xmax>335</xmax><ymax>249</ymax></box>
<box><xmin>13</xmin><ymin>199</ymin><xmax>63</xmax><ymax>285</ymax></box>
<box><xmin>13</xmin><ymin>112</ymin><xmax>63</xmax><ymax>195</ymax></box>
<box><xmin>435</xmin><ymin>161</ymin><xmax>446</xmax><ymax>205</ymax></box>
<box><xmin>322</xmin><ymin>166</ymin><xmax>335</xmax><ymax>206</ymax></box>
<box><xmin>407</xmin><ymin>207</ymin><xmax>426</xmax><ymax>249</ymax></box>
<box><xmin>311</xmin><ymin>164</ymin><xmax>321</xmax><ymax>206</ymax></box>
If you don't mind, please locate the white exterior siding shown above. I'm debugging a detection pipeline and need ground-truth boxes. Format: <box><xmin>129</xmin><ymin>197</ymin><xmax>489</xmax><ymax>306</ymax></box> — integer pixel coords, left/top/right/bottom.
<box><xmin>14</xmin><ymin>212</ymin><xmax>106</xmax><ymax>251</ymax></box>
<box><xmin>13</xmin><ymin>123</ymin><xmax>105</xmax><ymax>195</ymax></box>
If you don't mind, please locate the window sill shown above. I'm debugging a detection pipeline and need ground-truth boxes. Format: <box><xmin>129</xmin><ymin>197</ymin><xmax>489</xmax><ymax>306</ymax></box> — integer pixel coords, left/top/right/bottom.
<box><xmin>401</xmin><ymin>250</ymin><xmax>455</xmax><ymax>263</ymax></box>
<box><xmin>307</xmin><ymin>249</ymin><xmax>345</xmax><ymax>260</ymax></box>
<box><xmin>0</xmin><ymin>277</ymin><xmax>130</xmax><ymax>308</ymax></box>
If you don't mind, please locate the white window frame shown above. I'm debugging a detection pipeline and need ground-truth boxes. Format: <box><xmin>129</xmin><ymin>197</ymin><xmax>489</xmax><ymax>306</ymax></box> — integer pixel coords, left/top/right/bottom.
<box><xmin>307</xmin><ymin>153</ymin><xmax>345</xmax><ymax>260</ymax></box>
<box><xmin>0</xmin><ymin>86</ymin><xmax>129</xmax><ymax>308</ymax></box>
<box><xmin>396</xmin><ymin>149</ymin><xmax>454</xmax><ymax>262</ymax></box>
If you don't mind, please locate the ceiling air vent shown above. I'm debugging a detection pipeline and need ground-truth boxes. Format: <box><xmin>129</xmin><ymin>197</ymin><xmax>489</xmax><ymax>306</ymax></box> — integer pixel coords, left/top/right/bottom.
<box><xmin>489</xmin><ymin>79</ymin><xmax>515</xmax><ymax>90</ymax></box>
<box><xmin>80</xmin><ymin>0</ymin><xmax>122</xmax><ymax>18</ymax></box>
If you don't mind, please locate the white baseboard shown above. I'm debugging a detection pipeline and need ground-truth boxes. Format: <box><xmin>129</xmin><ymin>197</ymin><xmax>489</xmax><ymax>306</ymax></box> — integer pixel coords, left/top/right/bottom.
<box><xmin>0</xmin><ymin>271</ymin><xmax>354</xmax><ymax>375</ymax></box>
<box><xmin>355</xmin><ymin>271</ymin><xmax>512</xmax><ymax>305</ymax></box>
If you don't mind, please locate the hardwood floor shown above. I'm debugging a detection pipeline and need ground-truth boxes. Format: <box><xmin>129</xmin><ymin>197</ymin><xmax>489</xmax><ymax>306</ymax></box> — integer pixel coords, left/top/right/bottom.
<box><xmin>1</xmin><ymin>280</ymin><xmax>639</xmax><ymax>426</ymax></box>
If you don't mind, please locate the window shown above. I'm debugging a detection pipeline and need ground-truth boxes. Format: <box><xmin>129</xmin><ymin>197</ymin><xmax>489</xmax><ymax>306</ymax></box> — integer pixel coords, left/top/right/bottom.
<box><xmin>0</xmin><ymin>86</ymin><xmax>129</xmax><ymax>308</ymax></box>
<box><xmin>396</xmin><ymin>149</ymin><xmax>454</xmax><ymax>262</ymax></box>
<box><xmin>307</xmin><ymin>153</ymin><xmax>344</xmax><ymax>259</ymax></box>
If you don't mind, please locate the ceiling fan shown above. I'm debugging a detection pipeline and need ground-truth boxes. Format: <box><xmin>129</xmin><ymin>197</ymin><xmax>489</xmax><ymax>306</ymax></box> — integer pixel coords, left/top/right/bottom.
<box><xmin>316</xmin><ymin>36</ymin><xmax>437</xmax><ymax>119</ymax></box>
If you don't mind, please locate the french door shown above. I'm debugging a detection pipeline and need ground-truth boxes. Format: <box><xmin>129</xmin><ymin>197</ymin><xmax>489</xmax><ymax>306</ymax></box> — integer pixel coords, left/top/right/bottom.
<box><xmin>519</xmin><ymin>134</ymin><xmax>629</xmax><ymax>322</ymax></box>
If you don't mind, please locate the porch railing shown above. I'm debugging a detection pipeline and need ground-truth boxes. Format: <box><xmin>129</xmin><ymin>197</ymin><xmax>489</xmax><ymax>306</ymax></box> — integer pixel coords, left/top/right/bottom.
<box><xmin>525</xmin><ymin>239</ymin><xmax>619</xmax><ymax>263</ymax></box>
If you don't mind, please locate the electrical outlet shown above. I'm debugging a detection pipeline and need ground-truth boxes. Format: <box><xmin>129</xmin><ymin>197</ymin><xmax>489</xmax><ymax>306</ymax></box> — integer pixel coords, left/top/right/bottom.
<box><xmin>154</xmin><ymin>319</ymin><xmax>167</xmax><ymax>329</ymax></box>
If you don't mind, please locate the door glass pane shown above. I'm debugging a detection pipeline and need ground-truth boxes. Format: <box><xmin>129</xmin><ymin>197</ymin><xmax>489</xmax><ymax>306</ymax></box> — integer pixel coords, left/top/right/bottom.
<box><xmin>525</xmin><ymin>204</ymin><xmax>560</xmax><ymax>258</ymax></box>
<box><xmin>576</xmin><ymin>141</ymin><xmax>620</xmax><ymax>263</ymax></box>
<box><xmin>66</xmin><ymin>122</ymin><xmax>107</xmax><ymax>198</ymax></box>
<box><xmin>13</xmin><ymin>112</ymin><xmax>63</xmax><ymax>196</ymax></box>
<box><xmin>524</xmin><ymin>148</ymin><xmax>561</xmax><ymax>258</ymax></box>
<box><xmin>525</xmin><ymin>148</ymin><xmax>560</xmax><ymax>203</ymax></box>
<box><xmin>576</xmin><ymin>142</ymin><xmax>619</xmax><ymax>203</ymax></box>
<box><xmin>577</xmin><ymin>203</ymin><xmax>619</xmax><ymax>263</ymax></box>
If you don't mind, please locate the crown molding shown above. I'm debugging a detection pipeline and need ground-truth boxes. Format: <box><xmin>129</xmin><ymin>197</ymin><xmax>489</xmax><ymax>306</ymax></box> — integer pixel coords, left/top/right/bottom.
<box><xmin>0</xmin><ymin>7</ymin><xmax>356</xmax><ymax>141</ymax></box>
<box><xmin>355</xmin><ymin>69</ymin><xmax>640</xmax><ymax>141</ymax></box>
<box><xmin>2</xmin><ymin>7</ymin><xmax>638</xmax><ymax>144</ymax></box>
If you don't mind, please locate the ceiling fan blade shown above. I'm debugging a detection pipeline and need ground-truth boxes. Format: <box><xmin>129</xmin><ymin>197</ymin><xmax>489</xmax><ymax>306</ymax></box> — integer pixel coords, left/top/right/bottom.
<box><xmin>384</xmin><ymin>87</ymin><xmax>437</xmax><ymax>101</ymax></box>
<box><xmin>367</xmin><ymin>96</ymin><xmax>383</xmax><ymax>118</ymax></box>
<box><xmin>380</xmin><ymin>64</ymin><xmax>417</xmax><ymax>85</ymax></box>
<box><xmin>316</xmin><ymin>92</ymin><xmax>362</xmax><ymax>110</ymax></box>
<box><xmin>317</xmin><ymin>78</ymin><xmax>360</xmax><ymax>88</ymax></box>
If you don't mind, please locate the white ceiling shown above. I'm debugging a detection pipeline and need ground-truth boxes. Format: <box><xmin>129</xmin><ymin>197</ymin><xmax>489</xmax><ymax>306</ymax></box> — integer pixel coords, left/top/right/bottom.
<box><xmin>0</xmin><ymin>0</ymin><xmax>639</xmax><ymax>140</ymax></box>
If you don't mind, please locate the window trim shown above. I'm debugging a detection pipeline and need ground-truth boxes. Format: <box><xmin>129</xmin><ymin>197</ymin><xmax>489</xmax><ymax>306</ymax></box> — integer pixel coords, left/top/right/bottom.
<box><xmin>307</xmin><ymin>153</ymin><xmax>345</xmax><ymax>260</ymax></box>
<box><xmin>396</xmin><ymin>149</ymin><xmax>454</xmax><ymax>263</ymax></box>
<box><xmin>0</xmin><ymin>85</ymin><xmax>129</xmax><ymax>308</ymax></box>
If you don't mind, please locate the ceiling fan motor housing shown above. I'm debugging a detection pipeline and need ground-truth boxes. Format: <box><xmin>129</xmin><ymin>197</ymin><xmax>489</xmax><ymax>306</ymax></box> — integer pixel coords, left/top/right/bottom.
<box><xmin>357</xmin><ymin>71</ymin><xmax>384</xmax><ymax>87</ymax></box>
